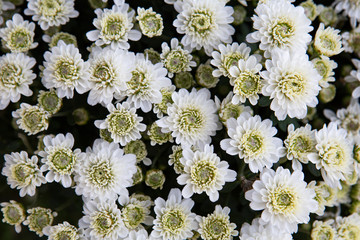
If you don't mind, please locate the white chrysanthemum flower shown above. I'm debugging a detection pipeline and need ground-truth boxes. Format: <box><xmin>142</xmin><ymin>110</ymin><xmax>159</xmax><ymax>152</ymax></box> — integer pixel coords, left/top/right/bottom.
<box><xmin>86</xmin><ymin>46</ymin><xmax>135</xmax><ymax>106</ymax></box>
<box><xmin>314</xmin><ymin>23</ymin><xmax>343</xmax><ymax>57</ymax></box>
<box><xmin>79</xmin><ymin>199</ymin><xmax>128</xmax><ymax>240</ymax></box>
<box><xmin>153</xmin><ymin>85</ymin><xmax>176</xmax><ymax>118</ymax></box>
<box><xmin>334</xmin><ymin>0</ymin><xmax>360</xmax><ymax>27</ymax></box>
<box><xmin>38</xmin><ymin>133</ymin><xmax>81</xmax><ymax>188</ymax></box>
<box><xmin>23</xmin><ymin>207</ymin><xmax>57</xmax><ymax>237</ymax></box>
<box><xmin>136</xmin><ymin>7</ymin><xmax>163</xmax><ymax>38</ymax></box>
<box><xmin>12</xmin><ymin>103</ymin><xmax>49</xmax><ymax>135</ymax></box>
<box><xmin>342</xmin><ymin>27</ymin><xmax>360</xmax><ymax>55</ymax></box>
<box><xmin>229</xmin><ymin>55</ymin><xmax>264</xmax><ymax>105</ymax></box>
<box><xmin>43</xmin><ymin>221</ymin><xmax>84</xmax><ymax>240</ymax></box>
<box><xmin>0</xmin><ymin>53</ymin><xmax>36</xmax><ymax>110</ymax></box>
<box><xmin>0</xmin><ymin>13</ymin><xmax>38</xmax><ymax>53</ymax></box>
<box><xmin>118</xmin><ymin>194</ymin><xmax>154</xmax><ymax>231</ymax></box>
<box><xmin>173</xmin><ymin>0</ymin><xmax>235</xmax><ymax>55</ymax></box>
<box><xmin>151</xmin><ymin>188</ymin><xmax>198</xmax><ymax>240</ymax></box>
<box><xmin>86</xmin><ymin>0</ymin><xmax>141</xmax><ymax>49</ymax></box>
<box><xmin>261</xmin><ymin>49</ymin><xmax>321</xmax><ymax>120</ymax></box>
<box><xmin>312</xmin><ymin>55</ymin><xmax>337</xmax><ymax>88</ymax></box>
<box><xmin>2</xmin><ymin>151</ymin><xmax>46</xmax><ymax>197</ymax></box>
<box><xmin>42</xmin><ymin>41</ymin><xmax>89</xmax><ymax>99</ymax></box>
<box><xmin>246</xmin><ymin>0</ymin><xmax>313</xmax><ymax>58</ymax></box>
<box><xmin>345</xmin><ymin>59</ymin><xmax>360</xmax><ymax>98</ymax></box>
<box><xmin>336</xmin><ymin>213</ymin><xmax>360</xmax><ymax>239</ymax></box>
<box><xmin>74</xmin><ymin>139</ymin><xmax>137</xmax><ymax>201</ymax></box>
<box><xmin>211</xmin><ymin>42</ymin><xmax>251</xmax><ymax>78</ymax></box>
<box><xmin>126</xmin><ymin>53</ymin><xmax>171</xmax><ymax>112</ymax></box>
<box><xmin>311</xmin><ymin>220</ymin><xmax>337</xmax><ymax>240</ymax></box>
<box><xmin>324</xmin><ymin>98</ymin><xmax>360</xmax><ymax>140</ymax></box>
<box><xmin>95</xmin><ymin>102</ymin><xmax>146</xmax><ymax>146</ymax></box>
<box><xmin>221</xmin><ymin>112</ymin><xmax>285</xmax><ymax>173</ymax></box>
<box><xmin>156</xmin><ymin>88</ymin><xmax>222</xmax><ymax>148</ymax></box>
<box><xmin>160</xmin><ymin>38</ymin><xmax>196</xmax><ymax>78</ymax></box>
<box><xmin>177</xmin><ymin>144</ymin><xmax>236</xmax><ymax>202</ymax></box>
<box><xmin>1</xmin><ymin>200</ymin><xmax>25</xmax><ymax>233</ymax></box>
<box><xmin>308</xmin><ymin>122</ymin><xmax>354</xmax><ymax>189</ymax></box>
<box><xmin>24</xmin><ymin>0</ymin><xmax>79</xmax><ymax>30</ymax></box>
<box><xmin>240</xmin><ymin>217</ymin><xmax>292</xmax><ymax>240</ymax></box>
<box><xmin>284</xmin><ymin>123</ymin><xmax>316</xmax><ymax>171</ymax></box>
<box><xmin>197</xmin><ymin>205</ymin><xmax>238</xmax><ymax>240</ymax></box>
<box><xmin>245</xmin><ymin>167</ymin><xmax>318</xmax><ymax>234</ymax></box>
<box><xmin>218</xmin><ymin>91</ymin><xmax>253</xmax><ymax>126</ymax></box>
<box><xmin>0</xmin><ymin>1</ymin><xmax>15</xmax><ymax>25</ymax></box>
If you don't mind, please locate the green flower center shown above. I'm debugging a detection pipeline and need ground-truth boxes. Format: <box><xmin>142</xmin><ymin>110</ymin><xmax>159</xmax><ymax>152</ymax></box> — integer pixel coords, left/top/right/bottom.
<box><xmin>320</xmin><ymin>143</ymin><xmax>345</xmax><ymax>166</ymax></box>
<box><xmin>234</xmin><ymin>71</ymin><xmax>261</xmax><ymax>97</ymax></box>
<box><xmin>271</xmin><ymin>17</ymin><xmax>295</xmax><ymax>46</ymax></box>
<box><xmin>156</xmin><ymin>89</ymin><xmax>173</xmax><ymax>114</ymax></box>
<box><xmin>55</xmin><ymin>58</ymin><xmax>79</xmax><ymax>84</ymax></box>
<box><xmin>241</xmin><ymin>130</ymin><xmax>264</xmax><ymax>157</ymax></box>
<box><xmin>127</xmin><ymin>69</ymin><xmax>150</xmax><ymax>95</ymax></box>
<box><xmin>12</xmin><ymin>163</ymin><xmax>33</xmax><ymax>184</ymax></box>
<box><xmin>178</xmin><ymin>107</ymin><xmax>205</xmax><ymax>134</ymax></box>
<box><xmin>161</xmin><ymin>209</ymin><xmax>186</xmax><ymax>233</ymax></box>
<box><xmin>22</xmin><ymin>109</ymin><xmax>47</xmax><ymax>133</ymax></box>
<box><xmin>289</xmin><ymin>135</ymin><xmax>313</xmax><ymax>154</ymax></box>
<box><xmin>223</xmin><ymin>53</ymin><xmax>245</xmax><ymax>75</ymax></box>
<box><xmin>107</xmin><ymin>109</ymin><xmax>136</xmax><ymax>136</ymax></box>
<box><xmin>39</xmin><ymin>0</ymin><xmax>62</xmax><ymax>17</ymax></box>
<box><xmin>54</xmin><ymin>228</ymin><xmax>77</xmax><ymax>240</ymax></box>
<box><xmin>278</xmin><ymin>72</ymin><xmax>305</xmax><ymax>100</ymax></box>
<box><xmin>312</xmin><ymin>226</ymin><xmax>335</xmax><ymax>240</ymax></box>
<box><xmin>0</xmin><ymin>63</ymin><xmax>21</xmax><ymax>88</ymax></box>
<box><xmin>319</xmin><ymin>35</ymin><xmax>336</xmax><ymax>51</ymax></box>
<box><xmin>92</xmin><ymin>211</ymin><xmax>118</xmax><ymax>237</ymax></box>
<box><xmin>188</xmin><ymin>9</ymin><xmax>214</xmax><ymax>37</ymax></box>
<box><xmin>220</xmin><ymin>103</ymin><xmax>243</xmax><ymax>123</ymax></box>
<box><xmin>203</xmin><ymin>216</ymin><xmax>231</xmax><ymax>240</ymax></box>
<box><xmin>354</xmin><ymin>145</ymin><xmax>360</xmax><ymax>163</ymax></box>
<box><xmin>139</xmin><ymin>14</ymin><xmax>162</xmax><ymax>33</ymax></box>
<box><xmin>124</xmin><ymin>140</ymin><xmax>147</xmax><ymax>162</ymax></box>
<box><xmin>9</xmin><ymin>28</ymin><xmax>32</xmax><ymax>50</ymax></box>
<box><xmin>48</xmin><ymin>148</ymin><xmax>75</xmax><ymax>174</ymax></box>
<box><xmin>269</xmin><ymin>188</ymin><xmax>297</xmax><ymax>214</ymax></box>
<box><xmin>191</xmin><ymin>159</ymin><xmax>217</xmax><ymax>188</ymax></box>
<box><xmin>122</xmin><ymin>204</ymin><xmax>145</xmax><ymax>229</ymax></box>
<box><xmin>164</xmin><ymin>50</ymin><xmax>189</xmax><ymax>73</ymax></box>
<box><xmin>101</xmin><ymin>13</ymin><xmax>127</xmax><ymax>41</ymax></box>
<box><xmin>92</xmin><ymin>62</ymin><xmax>115</xmax><ymax>86</ymax></box>
<box><xmin>38</xmin><ymin>92</ymin><xmax>61</xmax><ymax>113</ymax></box>
<box><xmin>4</xmin><ymin>206</ymin><xmax>22</xmax><ymax>224</ymax></box>
<box><xmin>89</xmin><ymin>161</ymin><xmax>114</xmax><ymax>188</ymax></box>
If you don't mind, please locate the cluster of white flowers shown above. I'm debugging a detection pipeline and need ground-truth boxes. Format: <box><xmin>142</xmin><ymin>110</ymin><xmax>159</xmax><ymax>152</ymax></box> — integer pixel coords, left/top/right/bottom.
<box><xmin>2</xmin><ymin>0</ymin><xmax>360</xmax><ymax>239</ymax></box>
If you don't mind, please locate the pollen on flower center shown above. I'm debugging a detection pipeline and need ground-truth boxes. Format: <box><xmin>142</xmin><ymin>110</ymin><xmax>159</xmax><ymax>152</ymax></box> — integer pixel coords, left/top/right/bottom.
<box><xmin>271</xmin><ymin>17</ymin><xmax>295</xmax><ymax>46</ymax></box>
<box><xmin>48</xmin><ymin>148</ymin><xmax>75</xmax><ymax>174</ymax></box>
<box><xmin>278</xmin><ymin>72</ymin><xmax>305</xmax><ymax>99</ymax></box>
<box><xmin>188</xmin><ymin>9</ymin><xmax>214</xmax><ymax>37</ymax></box>
<box><xmin>178</xmin><ymin>107</ymin><xmax>205</xmax><ymax>133</ymax></box>
<box><xmin>107</xmin><ymin>110</ymin><xmax>136</xmax><ymax>136</ymax></box>
<box><xmin>234</xmin><ymin>71</ymin><xmax>261</xmax><ymax>96</ymax></box>
<box><xmin>191</xmin><ymin>159</ymin><xmax>217</xmax><ymax>188</ymax></box>
<box><xmin>88</xmin><ymin>161</ymin><xmax>114</xmax><ymax>188</ymax></box>
<box><xmin>161</xmin><ymin>208</ymin><xmax>186</xmax><ymax>233</ymax></box>
<box><xmin>269</xmin><ymin>187</ymin><xmax>297</xmax><ymax>214</ymax></box>
<box><xmin>101</xmin><ymin>14</ymin><xmax>127</xmax><ymax>41</ymax></box>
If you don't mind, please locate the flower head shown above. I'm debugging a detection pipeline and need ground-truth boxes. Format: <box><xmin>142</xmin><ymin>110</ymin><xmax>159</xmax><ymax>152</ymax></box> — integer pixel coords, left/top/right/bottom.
<box><xmin>12</xmin><ymin>103</ymin><xmax>49</xmax><ymax>135</ymax></box>
<box><xmin>136</xmin><ymin>7</ymin><xmax>163</xmax><ymax>38</ymax></box>
<box><xmin>314</xmin><ymin>23</ymin><xmax>343</xmax><ymax>57</ymax></box>
<box><xmin>43</xmin><ymin>221</ymin><xmax>83</xmax><ymax>240</ymax></box>
<box><xmin>23</xmin><ymin>207</ymin><xmax>57</xmax><ymax>237</ymax></box>
<box><xmin>1</xmin><ymin>200</ymin><xmax>25</xmax><ymax>233</ymax></box>
<box><xmin>2</xmin><ymin>151</ymin><xmax>46</xmax><ymax>197</ymax></box>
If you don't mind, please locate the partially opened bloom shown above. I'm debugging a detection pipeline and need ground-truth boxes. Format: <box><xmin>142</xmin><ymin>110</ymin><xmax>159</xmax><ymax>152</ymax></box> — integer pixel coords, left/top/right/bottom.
<box><xmin>312</xmin><ymin>55</ymin><xmax>337</xmax><ymax>88</ymax></box>
<box><xmin>0</xmin><ymin>53</ymin><xmax>36</xmax><ymax>110</ymax></box>
<box><xmin>220</xmin><ymin>112</ymin><xmax>285</xmax><ymax>173</ymax></box>
<box><xmin>24</xmin><ymin>0</ymin><xmax>79</xmax><ymax>30</ymax></box>
<box><xmin>126</xmin><ymin>53</ymin><xmax>171</xmax><ymax>112</ymax></box>
<box><xmin>197</xmin><ymin>205</ymin><xmax>238</xmax><ymax>240</ymax></box>
<box><xmin>23</xmin><ymin>207</ymin><xmax>57</xmax><ymax>237</ymax></box>
<box><xmin>151</xmin><ymin>188</ymin><xmax>198</xmax><ymax>240</ymax></box>
<box><xmin>311</xmin><ymin>220</ymin><xmax>337</xmax><ymax>240</ymax></box>
<box><xmin>2</xmin><ymin>151</ymin><xmax>46</xmax><ymax>197</ymax></box>
<box><xmin>308</xmin><ymin>122</ymin><xmax>354</xmax><ymax>189</ymax></box>
<box><xmin>42</xmin><ymin>41</ymin><xmax>89</xmax><ymax>99</ymax></box>
<box><xmin>245</xmin><ymin>167</ymin><xmax>318</xmax><ymax>234</ymax></box>
<box><xmin>43</xmin><ymin>221</ymin><xmax>84</xmax><ymax>240</ymax></box>
<box><xmin>246</xmin><ymin>0</ymin><xmax>313</xmax><ymax>58</ymax></box>
<box><xmin>39</xmin><ymin>133</ymin><xmax>81</xmax><ymax>188</ymax></box>
<box><xmin>173</xmin><ymin>0</ymin><xmax>235</xmax><ymax>55</ymax></box>
<box><xmin>1</xmin><ymin>200</ymin><xmax>25</xmax><ymax>233</ymax></box>
<box><xmin>95</xmin><ymin>102</ymin><xmax>146</xmax><ymax>146</ymax></box>
<box><xmin>79</xmin><ymin>199</ymin><xmax>128</xmax><ymax>240</ymax></box>
<box><xmin>74</xmin><ymin>139</ymin><xmax>137</xmax><ymax>201</ymax></box>
<box><xmin>0</xmin><ymin>13</ymin><xmax>38</xmax><ymax>53</ymax></box>
<box><xmin>335</xmin><ymin>213</ymin><xmax>360</xmax><ymax>239</ymax></box>
<box><xmin>136</xmin><ymin>7</ymin><xmax>163</xmax><ymax>38</ymax></box>
<box><xmin>86</xmin><ymin>0</ymin><xmax>141</xmax><ymax>49</ymax></box>
<box><xmin>157</xmin><ymin>88</ymin><xmax>222</xmax><ymax>148</ymax></box>
<box><xmin>12</xmin><ymin>103</ymin><xmax>49</xmax><ymax>135</ymax></box>
<box><xmin>261</xmin><ymin>49</ymin><xmax>321</xmax><ymax>120</ymax></box>
<box><xmin>177</xmin><ymin>144</ymin><xmax>236</xmax><ymax>202</ymax></box>
<box><xmin>314</xmin><ymin>23</ymin><xmax>343</xmax><ymax>57</ymax></box>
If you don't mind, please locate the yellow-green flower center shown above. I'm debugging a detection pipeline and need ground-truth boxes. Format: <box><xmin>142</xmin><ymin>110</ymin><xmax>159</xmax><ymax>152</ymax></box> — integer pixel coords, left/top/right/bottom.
<box><xmin>0</xmin><ymin>63</ymin><xmax>22</xmax><ymax>88</ymax></box>
<box><xmin>12</xmin><ymin>163</ymin><xmax>33</xmax><ymax>184</ymax></box>
<box><xmin>8</xmin><ymin>27</ymin><xmax>32</xmax><ymax>51</ymax></box>
<box><xmin>92</xmin><ymin>211</ymin><xmax>119</xmax><ymax>237</ymax></box>
<box><xmin>271</xmin><ymin>17</ymin><xmax>295</xmax><ymax>47</ymax></box>
<box><xmin>188</xmin><ymin>9</ymin><xmax>214</xmax><ymax>37</ymax></box>
<box><xmin>101</xmin><ymin>13</ymin><xmax>127</xmax><ymax>41</ymax></box>
<box><xmin>48</xmin><ymin>148</ymin><xmax>75</xmax><ymax>174</ymax></box>
<box><xmin>122</xmin><ymin>204</ymin><xmax>146</xmax><ymax>229</ymax></box>
<box><xmin>127</xmin><ymin>69</ymin><xmax>150</xmax><ymax>95</ymax></box>
<box><xmin>107</xmin><ymin>109</ymin><xmax>136</xmax><ymax>136</ymax></box>
<box><xmin>234</xmin><ymin>71</ymin><xmax>262</xmax><ymax>97</ymax></box>
<box><xmin>191</xmin><ymin>159</ymin><xmax>217</xmax><ymax>188</ymax></box>
<box><xmin>55</xmin><ymin>58</ymin><xmax>79</xmax><ymax>84</ymax></box>
<box><xmin>269</xmin><ymin>187</ymin><xmax>297</xmax><ymax>214</ymax></box>
<box><xmin>161</xmin><ymin>208</ymin><xmax>186</xmax><ymax>233</ymax></box>
<box><xmin>278</xmin><ymin>72</ymin><xmax>305</xmax><ymax>100</ymax></box>
<box><xmin>88</xmin><ymin>161</ymin><xmax>114</xmax><ymax>188</ymax></box>
<box><xmin>241</xmin><ymin>130</ymin><xmax>264</xmax><ymax>157</ymax></box>
<box><xmin>39</xmin><ymin>0</ymin><xmax>62</xmax><ymax>18</ymax></box>
<box><xmin>178</xmin><ymin>107</ymin><xmax>205</xmax><ymax>134</ymax></box>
